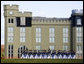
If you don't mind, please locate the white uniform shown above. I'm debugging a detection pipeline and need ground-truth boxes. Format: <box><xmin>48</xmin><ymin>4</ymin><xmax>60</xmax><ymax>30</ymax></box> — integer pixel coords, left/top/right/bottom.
<box><xmin>30</xmin><ymin>54</ymin><xmax>33</xmax><ymax>59</ymax></box>
<box><xmin>63</xmin><ymin>55</ymin><xmax>67</xmax><ymax>59</ymax></box>
<box><xmin>73</xmin><ymin>55</ymin><xmax>76</xmax><ymax>59</ymax></box>
<box><xmin>53</xmin><ymin>55</ymin><xmax>56</xmax><ymax>59</ymax></box>
<box><xmin>59</xmin><ymin>54</ymin><xmax>62</xmax><ymax>59</ymax></box>
<box><xmin>68</xmin><ymin>54</ymin><xmax>72</xmax><ymax>59</ymax></box>
<box><xmin>39</xmin><ymin>54</ymin><xmax>42</xmax><ymax>59</ymax></box>
<box><xmin>23</xmin><ymin>54</ymin><xmax>27</xmax><ymax>59</ymax></box>
<box><xmin>48</xmin><ymin>55</ymin><xmax>51</xmax><ymax>59</ymax></box>
<box><xmin>26</xmin><ymin>55</ymin><xmax>27</xmax><ymax>59</ymax></box>
<box><xmin>26</xmin><ymin>54</ymin><xmax>29</xmax><ymax>59</ymax></box>
<box><xmin>35</xmin><ymin>54</ymin><xmax>39</xmax><ymax>59</ymax></box>
<box><xmin>51</xmin><ymin>55</ymin><xmax>55</xmax><ymax>59</ymax></box>
<box><xmin>44</xmin><ymin>54</ymin><xmax>47</xmax><ymax>59</ymax></box>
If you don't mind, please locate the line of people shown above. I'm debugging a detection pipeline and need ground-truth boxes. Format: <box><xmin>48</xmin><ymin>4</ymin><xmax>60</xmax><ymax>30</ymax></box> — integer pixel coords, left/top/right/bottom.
<box><xmin>21</xmin><ymin>50</ymin><xmax>76</xmax><ymax>59</ymax></box>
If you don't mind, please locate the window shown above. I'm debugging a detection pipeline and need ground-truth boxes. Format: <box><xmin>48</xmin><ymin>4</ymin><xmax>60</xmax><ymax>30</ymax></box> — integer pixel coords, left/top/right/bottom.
<box><xmin>20</xmin><ymin>27</ymin><xmax>25</xmax><ymax>32</ymax></box>
<box><xmin>8</xmin><ymin>27</ymin><xmax>14</xmax><ymax>43</ymax></box>
<box><xmin>8</xmin><ymin>45</ymin><xmax>13</xmax><ymax>58</ymax></box>
<box><xmin>49</xmin><ymin>28</ymin><xmax>55</xmax><ymax>43</ymax></box>
<box><xmin>77</xmin><ymin>45</ymin><xmax>82</xmax><ymax>53</ymax></box>
<box><xmin>63</xmin><ymin>45</ymin><xmax>68</xmax><ymax>51</ymax></box>
<box><xmin>21</xmin><ymin>17</ymin><xmax>26</xmax><ymax>25</ymax></box>
<box><xmin>49</xmin><ymin>46</ymin><xmax>54</xmax><ymax>50</ymax></box>
<box><xmin>8</xmin><ymin>18</ymin><xmax>13</xmax><ymax>23</ymax></box>
<box><xmin>36</xmin><ymin>46</ymin><xmax>41</xmax><ymax>50</ymax></box>
<box><xmin>76</xmin><ymin>27</ymin><xmax>82</xmax><ymax>43</ymax></box>
<box><xmin>26</xmin><ymin>17</ymin><xmax>32</xmax><ymax>27</ymax></box>
<box><xmin>16</xmin><ymin>17</ymin><xmax>20</xmax><ymax>26</ymax></box>
<box><xmin>77</xmin><ymin>19</ymin><xmax>81</xmax><ymax>25</ymax></box>
<box><xmin>18</xmin><ymin>46</ymin><xmax>28</xmax><ymax>58</ymax></box>
<box><xmin>36</xmin><ymin>28</ymin><xmax>41</xmax><ymax>42</ymax></box>
<box><xmin>8</xmin><ymin>19</ymin><xmax>10</xmax><ymax>23</ymax></box>
<box><xmin>20</xmin><ymin>27</ymin><xmax>25</xmax><ymax>42</ymax></box>
<box><xmin>11</xmin><ymin>19</ymin><xmax>13</xmax><ymax>23</ymax></box>
<box><xmin>63</xmin><ymin>27</ymin><xmax>68</xmax><ymax>43</ymax></box>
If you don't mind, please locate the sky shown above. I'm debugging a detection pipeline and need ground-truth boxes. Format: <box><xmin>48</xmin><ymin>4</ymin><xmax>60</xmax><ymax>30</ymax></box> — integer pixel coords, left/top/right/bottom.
<box><xmin>1</xmin><ymin>1</ymin><xmax>83</xmax><ymax>45</ymax></box>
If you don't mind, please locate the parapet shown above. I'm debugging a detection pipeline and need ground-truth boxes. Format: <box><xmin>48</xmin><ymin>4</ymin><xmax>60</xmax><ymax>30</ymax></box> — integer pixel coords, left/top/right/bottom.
<box><xmin>32</xmin><ymin>17</ymin><xmax>69</xmax><ymax>21</ymax></box>
<box><xmin>4</xmin><ymin>4</ymin><xmax>19</xmax><ymax>10</ymax></box>
<box><xmin>32</xmin><ymin>17</ymin><xmax>71</xmax><ymax>25</ymax></box>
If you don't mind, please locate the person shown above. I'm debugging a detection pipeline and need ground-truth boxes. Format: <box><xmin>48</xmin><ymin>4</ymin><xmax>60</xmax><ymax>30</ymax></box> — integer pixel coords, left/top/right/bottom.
<box><xmin>72</xmin><ymin>54</ymin><xmax>76</xmax><ymax>59</ymax></box>
<box><xmin>66</xmin><ymin>52</ymin><xmax>69</xmax><ymax>59</ymax></box>
<box><xmin>51</xmin><ymin>53</ymin><xmax>55</xmax><ymax>59</ymax></box>
<box><xmin>39</xmin><ymin>54</ymin><xmax>42</xmax><ymax>59</ymax></box>
<box><xmin>48</xmin><ymin>54</ymin><xmax>51</xmax><ymax>59</ymax></box>
<box><xmin>30</xmin><ymin>54</ymin><xmax>33</xmax><ymax>59</ymax></box>
<box><xmin>23</xmin><ymin>53</ymin><xmax>27</xmax><ymax>59</ymax></box>
<box><xmin>68</xmin><ymin>52</ymin><xmax>72</xmax><ymax>59</ymax></box>
<box><xmin>42</xmin><ymin>53</ymin><xmax>44</xmax><ymax>59</ymax></box>
<box><xmin>71</xmin><ymin>51</ymin><xmax>76</xmax><ymax>59</ymax></box>
<box><xmin>33</xmin><ymin>53</ymin><xmax>36</xmax><ymax>59</ymax></box>
<box><xmin>62</xmin><ymin>52</ymin><xmax>67</xmax><ymax>59</ymax></box>
<box><xmin>59</xmin><ymin>53</ymin><xmax>63</xmax><ymax>59</ymax></box>
<box><xmin>35</xmin><ymin>54</ymin><xmax>39</xmax><ymax>59</ymax></box>
<box><xmin>35</xmin><ymin>54</ymin><xmax>37</xmax><ymax>59</ymax></box>
<box><xmin>53</xmin><ymin>54</ymin><xmax>57</xmax><ymax>59</ymax></box>
<box><xmin>26</xmin><ymin>54</ymin><xmax>29</xmax><ymax>59</ymax></box>
<box><xmin>57</xmin><ymin>51</ymin><xmax>61</xmax><ymax>59</ymax></box>
<box><xmin>44</xmin><ymin>54</ymin><xmax>47</xmax><ymax>59</ymax></box>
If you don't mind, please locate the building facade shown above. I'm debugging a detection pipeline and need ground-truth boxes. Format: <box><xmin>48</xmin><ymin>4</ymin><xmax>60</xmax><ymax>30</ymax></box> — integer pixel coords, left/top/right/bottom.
<box><xmin>4</xmin><ymin>5</ymin><xmax>83</xmax><ymax>59</ymax></box>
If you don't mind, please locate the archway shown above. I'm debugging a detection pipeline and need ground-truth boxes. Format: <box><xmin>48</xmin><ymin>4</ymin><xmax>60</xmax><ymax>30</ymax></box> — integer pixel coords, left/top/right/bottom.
<box><xmin>18</xmin><ymin>46</ymin><xmax>28</xmax><ymax>58</ymax></box>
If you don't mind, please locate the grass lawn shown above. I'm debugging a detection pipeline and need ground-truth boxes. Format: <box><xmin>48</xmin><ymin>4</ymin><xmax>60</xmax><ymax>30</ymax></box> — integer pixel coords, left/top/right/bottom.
<box><xmin>1</xmin><ymin>59</ymin><xmax>83</xmax><ymax>63</ymax></box>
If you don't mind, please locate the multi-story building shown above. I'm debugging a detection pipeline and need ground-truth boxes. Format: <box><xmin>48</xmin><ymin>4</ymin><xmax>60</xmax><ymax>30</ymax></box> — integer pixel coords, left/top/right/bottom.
<box><xmin>4</xmin><ymin>5</ymin><xmax>83</xmax><ymax>59</ymax></box>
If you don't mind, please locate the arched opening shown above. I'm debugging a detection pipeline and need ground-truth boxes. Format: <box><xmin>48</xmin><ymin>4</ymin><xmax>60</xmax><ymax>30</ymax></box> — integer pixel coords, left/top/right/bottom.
<box><xmin>18</xmin><ymin>46</ymin><xmax>28</xmax><ymax>58</ymax></box>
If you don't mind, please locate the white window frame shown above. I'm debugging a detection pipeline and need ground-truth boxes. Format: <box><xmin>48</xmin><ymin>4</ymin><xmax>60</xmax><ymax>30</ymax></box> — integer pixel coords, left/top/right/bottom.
<box><xmin>21</xmin><ymin>17</ymin><xmax>26</xmax><ymax>25</ymax></box>
<box><xmin>77</xmin><ymin>19</ymin><xmax>81</xmax><ymax>25</ymax></box>
<box><xmin>77</xmin><ymin>45</ymin><xmax>82</xmax><ymax>53</ymax></box>
<box><xmin>63</xmin><ymin>45</ymin><xmax>68</xmax><ymax>51</ymax></box>
<box><xmin>8</xmin><ymin>27</ymin><xmax>14</xmax><ymax>43</ymax></box>
<box><xmin>76</xmin><ymin>27</ymin><xmax>82</xmax><ymax>43</ymax></box>
<box><xmin>20</xmin><ymin>27</ymin><xmax>25</xmax><ymax>42</ymax></box>
<box><xmin>8</xmin><ymin>45</ymin><xmax>13</xmax><ymax>58</ymax></box>
<box><xmin>49</xmin><ymin>28</ymin><xmax>55</xmax><ymax>43</ymax></box>
<box><xmin>36</xmin><ymin>28</ymin><xmax>41</xmax><ymax>43</ymax></box>
<box><xmin>63</xmin><ymin>27</ymin><xmax>68</xmax><ymax>43</ymax></box>
<box><xmin>36</xmin><ymin>46</ymin><xmax>41</xmax><ymax>50</ymax></box>
<box><xmin>49</xmin><ymin>46</ymin><xmax>54</xmax><ymax>50</ymax></box>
